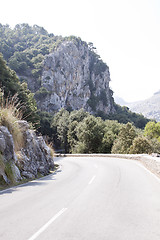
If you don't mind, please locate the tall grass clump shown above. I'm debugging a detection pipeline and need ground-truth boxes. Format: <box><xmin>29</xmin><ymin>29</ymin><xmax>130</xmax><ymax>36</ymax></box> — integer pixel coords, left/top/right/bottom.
<box><xmin>0</xmin><ymin>90</ymin><xmax>24</xmax><ymax>151</ymax></box>
<box><xmin>48</xmin><ymin>142</ymin><xmax>55</xmax><ymax>158</ymax></box>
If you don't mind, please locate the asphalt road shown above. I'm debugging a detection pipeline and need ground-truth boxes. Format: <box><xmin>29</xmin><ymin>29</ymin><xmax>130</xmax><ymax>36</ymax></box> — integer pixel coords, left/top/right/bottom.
<box><xmin>1</xmin><ymin>156</ymin><xmax>160</xmax><ymax>240</ymax></box>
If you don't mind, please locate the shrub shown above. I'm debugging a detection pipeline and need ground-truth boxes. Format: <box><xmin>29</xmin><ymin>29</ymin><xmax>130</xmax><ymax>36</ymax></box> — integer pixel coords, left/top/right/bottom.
<box><xmin>47</xmin><ymin>142</ymin><xmax>55</xmax><ymax>158</ymax></box>
<box><xmin>5</xmin><ymin>162</ymin><xmax>16</xmax><ymax>184</ymax></box>
<box><xmin>34</xmin><ymin>87</ymin><xmax>49</xmax><ymax>100</ymax></box>
<box><xmin>111</xmin><ymin>123</ymin><xmax>137</xmax><ymax>154</ymax></box>
<box><xmin>129</xmin><ymin>136</ymin><xmax>152</xmax><ymax>154</ymax></box>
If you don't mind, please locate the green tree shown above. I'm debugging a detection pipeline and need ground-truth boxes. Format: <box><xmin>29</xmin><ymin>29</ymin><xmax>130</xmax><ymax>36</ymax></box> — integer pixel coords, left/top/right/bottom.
<box><xmin>75</xmin><ymin>115</ymin><xmax>105</xmax><ymax>153</ymax></box>
<box><xmin>100</xmin><ymin>120</ymin><xmax>121</xmax><ymax>153</ymax></box>
<box><xmin>67</xmin><ymin>109</ymin><xmax>90</xmax><ymax>152</ymax></box>
<box><xmin>111</xmin><ymin>122</ymin><xmax>137</xmax><ymax>154</ymax></box>
<box><xmin>107</xmin><ymin>104</ymin><xmax>149</xmax><ymax>129</ymax></box>
<box><xmin>0</xmin><ymin>53</ymin><xmax>39</xmax><ymax>126</ymax></box>
<box><xmin>67</xmin><ymin>120</ymin><xmax>79</xmax><ymax>153</ymax></box>
<box><xmin>149</xmin><ymin>138</ymin><xmax>160</xmax><ymax>154</ymax></box>
<box><xmin>129</xmin><ymin>136</ymin><xmax>152</xmax><ymax>154</ymax></box>
<box><xmin>144</xmin><ymin>121</ymin><xmax>160</xmax><ymax>141</ymax></box>
<box><xmin>51</xmin><ymin>109</ymin><xmax>70</xmax><ymax>152</ymax></box>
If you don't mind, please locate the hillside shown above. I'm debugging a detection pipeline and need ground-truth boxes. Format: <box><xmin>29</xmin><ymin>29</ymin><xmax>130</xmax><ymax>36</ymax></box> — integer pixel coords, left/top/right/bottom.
<box><xmin>129</xmin><ymin>91</ymin><xmax>160</xmax><ymax>122</ymax></box>
<box><xmin>115</xmin><ymin>91</ymin><xmax>160</xmax><ymax>122</ymax></box>
<box><xmin>0</xmin><ymin>23</ymin><xmax>150</xmax><ymax>129</ymax></box>
<box><xmin>0</xmin><ymin>24</ymin><xmax>115</xmax><ymax>115</ymax></box>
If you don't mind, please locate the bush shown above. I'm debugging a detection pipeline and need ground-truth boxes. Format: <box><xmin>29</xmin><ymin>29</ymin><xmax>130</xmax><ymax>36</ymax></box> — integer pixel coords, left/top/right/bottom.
<box><xmin>47</xmin><ymin>142</ymin><xmax>55</xmax><ymax>158</ymax></box>
<box><xmin>35</xmin><ymin>87</ymin><xmax>49</xmax><ymax>100</ymax></box>
<box><xmin>144</xmin><ymin>121</ymin><xmax>160</xmax><ymax>140</ymax></box>
<box><xmin>5</xmin><ymin>162</ymin><xmax>16</xmax><ymax>184</ymax></box>
<box><xmin>129</xmin><ymin>136</ymin><xmax>152</xmax><ymax>154</ymax></box>
<box><xmin>75</xmin><ymin>115</ymin><xmax>104</xmax><ymax>153</ymax></box>
<box><xmin>111</xmin><ymin>123</ymin><xmax>137</xmax><ymax>154</ymax></box>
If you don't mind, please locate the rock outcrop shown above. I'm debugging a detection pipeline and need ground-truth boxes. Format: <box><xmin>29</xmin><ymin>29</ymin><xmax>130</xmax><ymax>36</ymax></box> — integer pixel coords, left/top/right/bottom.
<box><xmin>0</xmin><ymin>126</ymin><xmax>21</xmax><ymax>183</ymax></box>
<box><xmin>0</xmin><ymin>121</ymin><xmax>54</xmax><ymax>184</ymax></box>
<box><xmin>16</xmin><ymin>121</ymin><xmax>54</xmax><ymax>179</ymax></box>
<box><xmin>35</xmin><ymin>39</ymin><xmax>115</xmax><ymax>115</ymax></box>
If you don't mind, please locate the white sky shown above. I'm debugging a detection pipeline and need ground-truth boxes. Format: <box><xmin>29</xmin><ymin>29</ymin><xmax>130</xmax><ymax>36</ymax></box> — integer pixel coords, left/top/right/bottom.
<box><xmin>0</xmin><ymin>0</ymin><xmax>160</xmax><ymax>102</ymax></box>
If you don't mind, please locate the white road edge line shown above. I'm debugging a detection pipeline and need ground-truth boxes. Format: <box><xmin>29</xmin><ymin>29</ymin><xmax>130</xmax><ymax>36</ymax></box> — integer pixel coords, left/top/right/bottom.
<box><xmin>27</xmin><ymin>208</ymin><xmax>67</xmax><ymax>240</ymax></box>
<box><xmin>89</xmin><ymin>175</ymin><xmax>96</xmax><ymax>185</ymax></box>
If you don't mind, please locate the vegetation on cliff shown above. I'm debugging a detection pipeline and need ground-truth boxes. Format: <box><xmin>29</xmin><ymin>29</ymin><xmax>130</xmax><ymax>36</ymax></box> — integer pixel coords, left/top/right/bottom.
<box><xmin>0</xmin><ymin>53</ymin><xmax>39</xmax><ymax>125</ymax></box>
<box><xmin>0</xmin><ymin>23</ymin><xmax>157</xmax><ymax>156</ymax></box>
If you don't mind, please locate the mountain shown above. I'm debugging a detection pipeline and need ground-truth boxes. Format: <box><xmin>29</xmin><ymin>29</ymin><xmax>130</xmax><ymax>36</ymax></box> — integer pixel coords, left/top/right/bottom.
<box><xmin>0</xmin><ymin>23</ymin><xmax>150</xmax><ymax>129</ymax></box>
<box><xmin>129</xmin><ymin>91</ymin><xmax>160</xmax><ymax>122</ymax></box>
<box><xmin>115</xmin><ymin>91</ymin><xmax>160</xmax><ymax>122</ymax></box>
<box><xmin>0</xmin><ymin>24</ymin><xmax>115</xmax><ymax>116</ymax></box>
<box><xmin>114</xmin><ymin>95</ymin><xmax>128</xmax><ymax>106</ymax></box>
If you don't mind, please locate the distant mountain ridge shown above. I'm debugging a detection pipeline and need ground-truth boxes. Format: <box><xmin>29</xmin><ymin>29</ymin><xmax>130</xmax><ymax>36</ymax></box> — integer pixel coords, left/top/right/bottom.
<box><xmin>115</xmin><ymin>91</ymin><xmax>160</xmax><ymax>122</ymax></box>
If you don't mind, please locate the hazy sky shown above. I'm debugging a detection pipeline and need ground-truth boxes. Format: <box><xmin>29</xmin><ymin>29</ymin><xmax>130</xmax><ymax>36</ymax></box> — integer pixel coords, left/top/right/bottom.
<box><xmin>0</xmin><ymin>0</ymin><xmax>160</xmax><ymax>102</ymax></box>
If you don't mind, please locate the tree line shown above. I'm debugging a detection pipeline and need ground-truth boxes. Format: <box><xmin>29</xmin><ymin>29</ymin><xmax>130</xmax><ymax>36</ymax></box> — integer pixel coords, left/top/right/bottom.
<box><xmin>50</xmin><ymin>108</ymin><xmax>160</xmax><ymax>154</ymax></box>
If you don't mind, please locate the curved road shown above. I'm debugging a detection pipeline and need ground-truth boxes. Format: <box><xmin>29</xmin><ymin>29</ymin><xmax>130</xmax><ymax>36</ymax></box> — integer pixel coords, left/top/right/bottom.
<box><xmin>1</xmin><ymin>157</ymin><xmax>160</xmax><ymax>239</ymax></box>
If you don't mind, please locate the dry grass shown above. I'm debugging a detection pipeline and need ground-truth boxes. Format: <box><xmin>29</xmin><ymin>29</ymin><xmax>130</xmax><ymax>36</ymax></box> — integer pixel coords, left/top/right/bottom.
<box><xmin>47</xmin><ymin>142</ymin><xmax>55</xmax><ymax>158</ymax></box>
<box><xmin>0</xmin><ymin>91</ymin><xmax>24</xmax><ymax>151</ymax></box>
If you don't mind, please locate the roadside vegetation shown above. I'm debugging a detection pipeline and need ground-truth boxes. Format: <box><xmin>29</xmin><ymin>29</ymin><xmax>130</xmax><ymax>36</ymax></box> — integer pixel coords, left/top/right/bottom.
<box><xmin>0</xmin><ymin>93</ymin><xmax>56</xmax><ymax>189</ymax></box>
<box><xmin>50</xmin><ymin>108</ymin><xmax>160</xmax><ymax>154</ymax></box>
<box><xmin>0</xmin><ymin>90</ymin><xmax>23</xmax><ymax>187</ymax></box>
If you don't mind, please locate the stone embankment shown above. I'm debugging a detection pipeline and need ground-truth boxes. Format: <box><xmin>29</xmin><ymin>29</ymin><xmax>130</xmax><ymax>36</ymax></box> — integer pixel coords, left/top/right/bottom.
<box><xmin>0</xmin><ymin>120</ymin><xmax>54</xmax><ymax>184</ymax></box>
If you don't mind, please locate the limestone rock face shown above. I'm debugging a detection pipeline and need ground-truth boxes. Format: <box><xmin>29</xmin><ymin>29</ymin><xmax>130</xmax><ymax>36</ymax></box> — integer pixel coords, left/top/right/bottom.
<box><xmin>0</xmin><ymin>121</ymin><xmax>54</xmax><ymax>183</ymax></box>
<box><xmin>0</xmin><ymin>126</ymin><xmax>21</xmax><ymax>183</ymax></box>
<box><xmin>16</xmin><ymin>120</ymin><xmax>54</xmax><ymax>178</ymax></box>
<box><xmin>36</xmin><ymin>40</ymin><xmax>115</xmax><ymax>115</ymax></box>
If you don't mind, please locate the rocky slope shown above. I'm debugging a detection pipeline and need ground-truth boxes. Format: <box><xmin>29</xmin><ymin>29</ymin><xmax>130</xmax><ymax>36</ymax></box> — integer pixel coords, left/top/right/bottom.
<box><xmin>115</xmin><ymin>91</ymin><xmax>160</xmax><ymax>122</ymax></box>
<box><xmin>0</xmin><ymin>120</ymin><xmax>54</xmax><ymax>184</ymax></box>
<box><xmin>129</xmin><ymin>91</ymin><xmax>160</xmax><ymax>122</ymax></box>
<box><xmin>34</xmin><ymin>39</ymin><xmax>115</xmax><ymax>115</ymax></box>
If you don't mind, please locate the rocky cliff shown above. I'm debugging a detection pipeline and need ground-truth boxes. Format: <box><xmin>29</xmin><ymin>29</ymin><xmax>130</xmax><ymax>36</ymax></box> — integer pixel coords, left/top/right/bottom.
<box><xmin>0</xmin><ymin>24</ymin><xmax>115</xmax><ymax>116</ymax></box>
<box><xmin>0</xmin><ymin>120</ymin><xmax>54</xmax><ymax>184</ymax></box>
<box><xmin>34</xmin><ymin>39</ymin><xmax>115</xmax><ymax>115</ymax></box>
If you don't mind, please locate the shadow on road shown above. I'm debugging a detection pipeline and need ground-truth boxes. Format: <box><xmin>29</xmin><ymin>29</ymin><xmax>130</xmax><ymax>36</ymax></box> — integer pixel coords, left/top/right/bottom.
<box><xmin>0</xmin><ymin>168</ymin><xmax>61</xmax><ymax>195</ymax></box>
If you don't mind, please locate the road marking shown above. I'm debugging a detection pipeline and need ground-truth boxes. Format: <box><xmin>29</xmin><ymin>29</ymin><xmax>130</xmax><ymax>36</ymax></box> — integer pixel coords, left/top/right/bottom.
<box><xmin>27</xmin><ymin>208</ymin><xmax>67</xmax><ymax>240</ymax></box>
<box><xmin>88</xmin><ymin>175</ymin><xmax>96</xmax><ymax>185</ymax></box>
